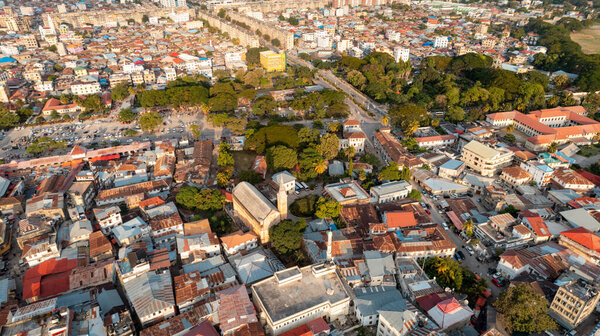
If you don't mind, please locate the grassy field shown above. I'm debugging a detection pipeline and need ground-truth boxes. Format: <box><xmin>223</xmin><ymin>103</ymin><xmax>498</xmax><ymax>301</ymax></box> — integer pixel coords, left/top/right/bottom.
<box><xmin>578</xmin><ymin>144</ymin><xmax>600</xmax><ymax>157</ymax></box>
<box><xmin>232</xmin><ymin>150</ymin><xmax>257</xmax><ymax>173</ymax></box>
<box><xmin>571</xmin><ymin>28</ymin><xmax>600</xmax><ymax>54</ymax></box>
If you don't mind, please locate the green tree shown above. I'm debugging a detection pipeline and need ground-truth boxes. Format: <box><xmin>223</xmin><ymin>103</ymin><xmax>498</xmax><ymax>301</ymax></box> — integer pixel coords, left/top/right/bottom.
<box><xmin>252</xmin><ymin>95</ymin><xmax>277</xmax><ymax>116</ymax></box>
<box><xmin>298</xmin><ymin>147</ymin><xmax>322</xmax><ymax>179</ymax></box>
<box><xmin>217</xmin><ymin>142</ymin><xmax>234</xmax><ymax>167</ymax></box>
<box><xmin>238</xmin><ymin>170</ymin><xmax>262</xmax><ymax>184</ymax></box>
<box><xmin>462</xmin><ymin>219</ymin><xmax>475</xmax><ymax>237</ymax></box>
<box><xmin>298</xmin><ymin>127</ymin><xmax>320</xmax><ymax>146</ymax></box>
<box><xmin>315</xmin><ymin>197</ymin><xmax>341</xmax><ymax>219</ymax></box>
<box><xmin>270</xmin><ymin>219</ymin><xmax>307</xmax><ymax>255</ymax></box>
<box><xmin>408</xmin><ymin>189</ymin><xmax>421</xmax><ymax>201</ymax></box>
<box><xmin>189</xmin><ymin>124</ymin><xmax>201</xmax><ymax>139</ymax></box>
<box><xmin>0</xmin><ymin>108</ymin><xmax>20</xmax><ymax>129</ymax></box>
<box><xmin>500</xmin><ymin>204</ymin><xmax>518</xmax><ymax>217</ymax></box>
<box><xmin>494</xmin><ymin>284</ymin><xmax>558</xmax><ymax>334</ymax></box>
<box><xmin>424</xmin><ymin>257</ymin><xmax>463</xmax><ymax>290</ymax></box>
<box><xmin>25</xmin><ymin>137</ymin><xmax>67</xmax><ymax>155</ymax></box>
<box><xmin>378</xmin><ymin>162</ymin><xmax>401</xmax><ymax>181</ymax></box>
<box><xmin>318</xmin><ymin>133</ymin><xmax>340</xmax><ymax>160</ymax></box>
<box><xmin>60</xmin><ymin>94</ymin><xmax>71</xmax><ymax>105</ymax></box>
<box><xmin>217</xmin><ymin>167</ymin><xmax>233</xmax><ymax>188</ymax></box>
<box><xmin>243</xmin><ymin>68</ymin><xmax>265</xmax><ymax>87</ymax></box>
<box><xmin>389</xmin><ymin>105</ymin><xmax>427</xmax><ymax>134</ymax></box>
<box><xmin>360</xmin><ymin>153</ymin><xmax>381</xmax><ymax>168</ymax></box>
<box><xmin>547</xmin><ymin>141</ymin><xmax>559</xmax><ymax>153</ymax></box>
<box><xmin>504</xmin><ymin>133</ymin><xmax>516</xmax><ymax>144</ymax></box>
<box><xmin>111</xmin><ymin>83</ymin><xmax>130</xmax><ymax>101</ymax></box>
<box><xmin>267</xmin><ymin>145</ymin><xmax>298</xmax><ymax>170</ymax></box>
<box><xmin>118</xmin><ymin>108</ymin><xmax>136</xmax><ymax>123</ymax></box>
<box><xmin>175</xmin><ymin>186</ymin><xmax>225</xmax><ymax>211</ymax></box>
<box><xmin>138</xmin><ymin>111</ymin><xmax>162</xmax><ymax>132</ymax></box>
<box><xmin>209</xmin><ymin>94</ymin><xmax>238</xmax><ymax>112</ymax></box>
<box><xmin>551</xmin><ymin>74</ymin><xmax>569</xmax><ymax>88</ymax></box>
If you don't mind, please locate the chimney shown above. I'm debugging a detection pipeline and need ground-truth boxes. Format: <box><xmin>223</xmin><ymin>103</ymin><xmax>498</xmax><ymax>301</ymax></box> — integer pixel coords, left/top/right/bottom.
<box><xmin>326</xmin><ymin>230</ymin><xmax>333</xmax><ymax>261</ymax></box>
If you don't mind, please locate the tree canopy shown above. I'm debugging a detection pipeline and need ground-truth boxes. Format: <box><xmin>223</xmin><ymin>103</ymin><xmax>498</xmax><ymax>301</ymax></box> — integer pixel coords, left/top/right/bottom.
<box><xmin>494</xmin><ymin>283</ymin><xmax>558</xmax><ymax>334</ymax></box>
<box><xmin>315</xmin><ymin>197</ymin><xmax>341</xmax><ymax>219</ymax></box>
<box><xmin>176</xmin><ymin>186</ymin><xmax>225</xmax><ymax>212</ymax></box>
<box><xmin>138</xmin><ymin>111</ymin><xmax>162</xmax><ymax>132</ymax></box>
<box><xmin>270</xmin><ymin>219</ymin><xmax>307</xmax><ymax>255</ymax></box>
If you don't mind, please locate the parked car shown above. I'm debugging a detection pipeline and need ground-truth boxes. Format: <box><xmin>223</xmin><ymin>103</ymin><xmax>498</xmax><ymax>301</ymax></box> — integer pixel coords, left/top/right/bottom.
<box><xmin>492</xmin><ymin>277</ymin><xmax>507</xmax><ymax>287</ymax></box>
<box><xmin>454</xmin><ymin>251</ymin><xmax>465</xmax><ymax>263</ymax></box>
<box><xmin>465</xmin><ymin>246</ymin><xmax>475</xmax><ymax>255</ymax></box>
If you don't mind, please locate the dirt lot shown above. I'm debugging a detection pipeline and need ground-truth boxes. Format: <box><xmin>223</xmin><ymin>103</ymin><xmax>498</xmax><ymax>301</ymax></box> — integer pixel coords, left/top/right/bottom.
<box><xmin>571</xmin><ymin>28</ymin><xmax>600</xmax><ymax>54</ymax></box>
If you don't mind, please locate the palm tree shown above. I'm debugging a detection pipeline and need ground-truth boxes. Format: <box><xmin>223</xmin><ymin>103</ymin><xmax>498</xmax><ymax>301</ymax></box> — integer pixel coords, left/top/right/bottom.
<box><xmin>200</xmin><ymin>103</ymin><xmax>210</xmax><ymax>115</ymax></box>
<box><xmin>462</xmin><ymin>219</ymin><xmax>474</xmax><ymax>238</ymax></box>
<box><xmin>314</xmin><ymin>159</ymin><xmax>327</xmax><ymax>175</ymax></box>
<box><xmin>547</xmin><ymin>141</ymin><xmax>559</xmax><ymax>153</ymax></box>
<box><xmin>381</xmin><ymin>115</ymin><xmax>389</xmax><ymax>126</ymax></box>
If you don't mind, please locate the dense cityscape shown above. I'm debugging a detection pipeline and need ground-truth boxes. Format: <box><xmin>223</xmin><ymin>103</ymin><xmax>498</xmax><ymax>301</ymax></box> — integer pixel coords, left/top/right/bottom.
<box><xmin>0</xmin><ymin>0</ymin><xmax>599</xmax><ymax>335</ymax></box>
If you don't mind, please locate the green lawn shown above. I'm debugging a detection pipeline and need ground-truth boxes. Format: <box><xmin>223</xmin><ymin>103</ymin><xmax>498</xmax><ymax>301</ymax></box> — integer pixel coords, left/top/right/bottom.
<box><xmin>232</xmin><ymin>150</ymin><xmax>257</xmax><ymax>173</ymax></box>
<box><xmin>578</xmin><ymin>145</ymin><xmax>600</xmax><ymax>157</ymax></box>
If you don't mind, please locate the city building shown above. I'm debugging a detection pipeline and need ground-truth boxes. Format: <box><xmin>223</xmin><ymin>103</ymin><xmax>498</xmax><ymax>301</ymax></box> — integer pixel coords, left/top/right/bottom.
<box><xmin>232</xmin><ymin>182</ymin><xmax>283</xmax><ymax>243</ymax></box>
<box><xmin>461</xmin><ymin>140</ymin><xmax>513</xmax><ymax>177</ymax></box>
<box><xmin>549</xmin><ymin>277</ymin><xmax>600</xmax><ymax>329</ymax></box>
<box><xmin>486</xmin><ymin>107</ymin><xmax>600</xmax><ymax>151</ymax></box>
<box><xmin>251</xmin><ymin>264</ymin><xmax>351</xmax><ymax>335</ymax></box>
<box><xmin>260</xmin><ymin>50</ymin><xmax>287</xmax><ymax>72</ymax></box>
<box><xmin>370</xmin><ymin>181</ymin><xmax>412</xmax><ymax>204</ymax></box>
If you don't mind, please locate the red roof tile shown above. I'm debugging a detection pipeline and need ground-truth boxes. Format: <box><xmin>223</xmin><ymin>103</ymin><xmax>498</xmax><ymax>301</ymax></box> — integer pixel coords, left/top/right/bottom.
<box><xmin>561</xmin><ymin>227</ymin><xmax>600</xmax><ymax>253</ymax></box>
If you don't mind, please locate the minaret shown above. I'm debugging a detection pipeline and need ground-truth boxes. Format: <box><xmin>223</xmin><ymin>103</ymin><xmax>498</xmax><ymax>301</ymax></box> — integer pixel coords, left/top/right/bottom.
<box><xmin>326</xmin><ymin>230</ymin><xmax>333</xmax><ymax>261</ymax></box>
<box><xmin>277</xmin><ymin>176</ymin><xmax>287</xmax><ymax>220</ymax></box>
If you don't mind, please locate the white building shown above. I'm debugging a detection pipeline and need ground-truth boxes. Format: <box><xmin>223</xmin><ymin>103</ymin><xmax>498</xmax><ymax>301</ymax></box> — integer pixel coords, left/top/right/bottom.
<box><xmin>519</xmin><ymin>162</ymin><xmax>554</xmax><ymax>186</ymax></box>
<box><xmin>35</xmin><ymin>81</ymin><xmax>54</xmax><ymax>92</ymax></box>
<box><xmin>386</xmin><ymin>30</ymin><xmax>401</xmax><ymax>42</ymax></box>
<box><xmin>370</xmin><ymin>181</ymin><xmax>412</xmax><ymax>204</ymax></box>
<box><xmin>123</xmin><ymin>63</ymin><xmax>144</xmax><ymax>74</ymax></box>
<box><xmin>251</xmin><ymin>264</ymin><xmax>351</xmax><ymax>335</ymax></box>
<box><xmin>220</xmin><ymin>231</ymin><xmax>259</xmax><ymax>256</ymax></box>
<box><xmin>272</xmin><ymin>171</ymin><xmax>296</xmax><ymax>193</ymax></box>
<box><xmin>461</xmin><ymin>140</ymin><xmax>513</xmax><ymax>177</ymax></box>
<box><xmin>160</xmin><ymin>0</ymin><xmax>187</xmax><ymax>7</ymax></box>
<box><xmin>434</xmin><ymin>36</ymin><xmax>449</xmax><ymax>49</ymax></box>
<box><xmin>71</xmin><ymin>82</ymin><xmax>101</xmax><ymax>96</ymax></box>
<box><xmin>123</xmin><ymin>269</ymin><xmax>176</xmax><ymax>327</ymax></box>
<box><xmin>0</xmin><ymin>45</ymin><xmax>19</xmax><ymax>56</ymax></box>
<box><xmin>93</xmin><ymin>206</ymin><xmax>123</xmax><ymax>235</ymax></box>
<box><xmin>340</xmin><ymin>132</ymin><xmax>367</xmax><ymax>153</ymax></box>
<box><xmin>337</xmin><ymin>39</ymin><xmax>351</xmax><ymax>53</ymax></box>
<box><xmin>393</xmin><ymin>47</ymin><xmax>410</xmax><ymax>63</ymax></box>
<box><xmin>165</xmin><ymin>67</ymin><xmax>177</xmax><ymax>82</ymax></box>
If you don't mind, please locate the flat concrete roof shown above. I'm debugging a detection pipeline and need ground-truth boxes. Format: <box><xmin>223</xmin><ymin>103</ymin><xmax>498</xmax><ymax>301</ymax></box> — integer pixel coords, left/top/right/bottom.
<box><xmin>252</xmin><ymin>264</ymin><xmax>350</xmax><ymax>324</ymax></box>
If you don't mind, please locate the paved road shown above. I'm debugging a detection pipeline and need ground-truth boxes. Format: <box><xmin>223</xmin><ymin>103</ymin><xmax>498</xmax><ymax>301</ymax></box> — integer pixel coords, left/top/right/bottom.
<box><xmin>420</xmin><ymin>191</ymin><xmax>503</xmax><ymax>298</ymax></box>
<box><xmin>287</xmin><ymin>52</ymin><xmax>387</xmax><ymax>118</ymax></box>
<box><xmin>573</xmin><ymin>153</ymin><xmax>600</xmax><ymax>168</ymax></box>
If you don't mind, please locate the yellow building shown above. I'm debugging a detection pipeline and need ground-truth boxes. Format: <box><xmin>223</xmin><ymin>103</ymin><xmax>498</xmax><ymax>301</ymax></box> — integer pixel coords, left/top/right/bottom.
<box><xmin>232</xmin><ymin>182</ymin><xmax>283</xmax><ymax>243</ymax></box>
<box><xmin>549</xmin><ymin>277</ymin><xmax>600</xmax><ymax>329</ymax></box>
<box><xmin>260</xmin><ymin>50</ymin><xmax>286</xmax><ymax>72</ymax></box>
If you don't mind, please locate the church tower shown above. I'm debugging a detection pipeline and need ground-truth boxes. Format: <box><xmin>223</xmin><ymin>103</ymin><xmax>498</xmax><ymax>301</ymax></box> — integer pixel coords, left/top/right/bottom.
<box><xmin>277</xmin><ymin>176</ymin><xmax>288</xmax><ymax>221</ymax></box>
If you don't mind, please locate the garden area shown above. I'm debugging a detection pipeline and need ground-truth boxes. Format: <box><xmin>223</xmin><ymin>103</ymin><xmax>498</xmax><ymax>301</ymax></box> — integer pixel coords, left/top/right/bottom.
<box><xmin>577</xmin><ymin>144</ymin><xmax>600</xmax><ymax>157</ymax></box>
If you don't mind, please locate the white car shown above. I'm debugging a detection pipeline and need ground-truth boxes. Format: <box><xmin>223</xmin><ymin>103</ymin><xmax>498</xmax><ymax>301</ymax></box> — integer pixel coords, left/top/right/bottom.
<box><xmin>465</xmin><ymin>246</ymin><xmax>475</xmax><ymax>255</ymax></box>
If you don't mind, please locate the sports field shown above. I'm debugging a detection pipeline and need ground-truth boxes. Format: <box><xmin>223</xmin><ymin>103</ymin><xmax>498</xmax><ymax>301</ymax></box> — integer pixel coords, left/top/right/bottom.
<box><xmin>571</xmin><ymin>27</ymin><xmax>600</xmax><ymax>54</ymax></box>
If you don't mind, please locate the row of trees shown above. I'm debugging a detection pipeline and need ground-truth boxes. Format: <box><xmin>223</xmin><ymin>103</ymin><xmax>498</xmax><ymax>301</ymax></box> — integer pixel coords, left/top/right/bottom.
<box><xmin>527</xmin><ymin>18</ymin><xmax>600</xmax><ymax>91</ymax></box>
<box><xmin>243</xmin><ymin>123</ymin><xmax>344</xmax><ymax>180</ymax></box>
